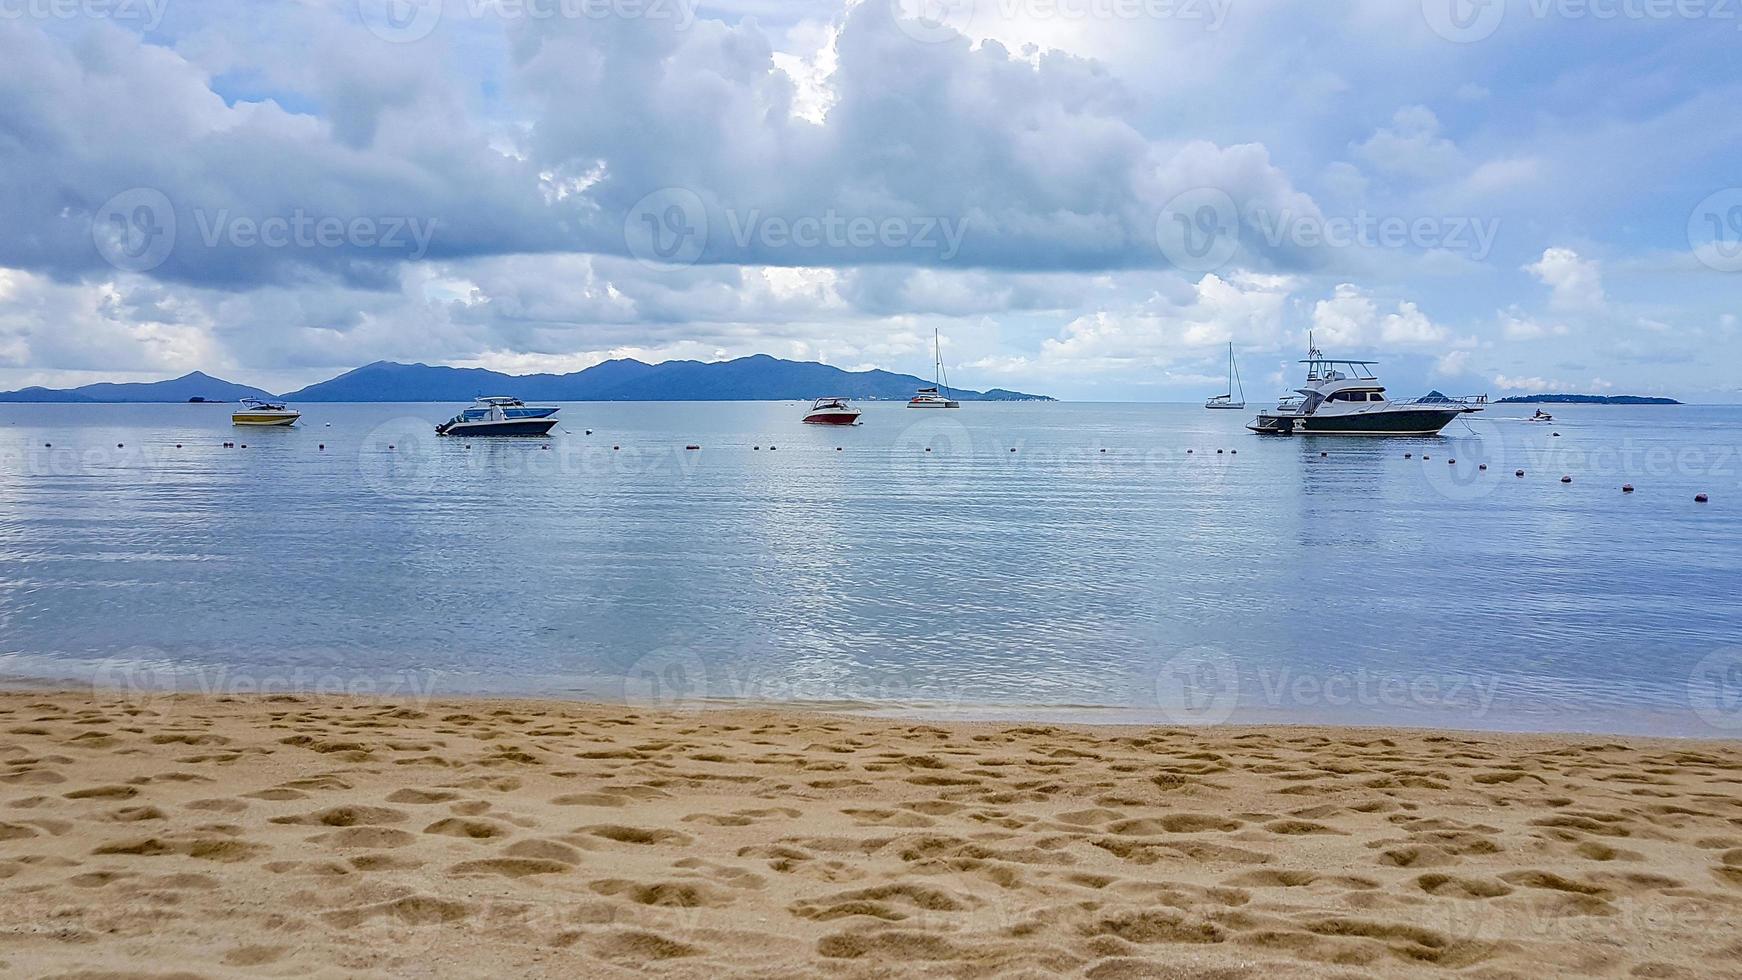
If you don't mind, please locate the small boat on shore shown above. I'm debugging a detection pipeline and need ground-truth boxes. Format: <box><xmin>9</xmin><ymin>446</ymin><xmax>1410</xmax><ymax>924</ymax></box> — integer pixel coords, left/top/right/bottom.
<box><xmin>435</xmin><ymin>396</ymin><xmax>560</xmax><ymax>437</ymax></box>
<box><xmin>1205</xmin><ymin>342</ymin><xmax>1246</xmax><ymax>409</ymax></box>
<box><xmin>1248</xmin><ymin>339</ymin><xmax>1485</xmax><ymax>435</ymax></box>
<box><xmin>231</xmin><ymin>397</ymin><xmax>300</xmax><ymax>427</ymax></box>
<box><xmin>802</xmin><ymin>397</ymin><xmax>861</xmax><ymax>425</ymax></box>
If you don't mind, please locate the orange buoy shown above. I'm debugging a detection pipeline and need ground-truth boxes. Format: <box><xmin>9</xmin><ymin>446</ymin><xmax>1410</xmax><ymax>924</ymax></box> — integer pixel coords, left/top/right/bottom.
<box><xmin>1695</xmin><ymin>493</ymin><xmax>1709</xmax><ymax>503</ymax></box>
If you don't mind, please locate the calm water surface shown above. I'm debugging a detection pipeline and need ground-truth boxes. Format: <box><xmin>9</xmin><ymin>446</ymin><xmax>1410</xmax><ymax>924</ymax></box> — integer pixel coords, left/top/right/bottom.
<box><xmin>1</xmin><ymin>401</ymin><xmax>1739</xmax><ymax>736</ymax></box>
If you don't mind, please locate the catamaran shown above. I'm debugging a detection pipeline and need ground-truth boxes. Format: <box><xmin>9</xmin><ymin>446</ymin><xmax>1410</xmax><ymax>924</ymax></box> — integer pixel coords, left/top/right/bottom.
<box><xmin>908</xmin><ymin>329</ymin><xmax>961</xmax><ymax>408</ymax></box>
<box><xmin>1205</xmin><ymin>342</ymin><xmax>1245</xmax><ymax>409</ymax></box>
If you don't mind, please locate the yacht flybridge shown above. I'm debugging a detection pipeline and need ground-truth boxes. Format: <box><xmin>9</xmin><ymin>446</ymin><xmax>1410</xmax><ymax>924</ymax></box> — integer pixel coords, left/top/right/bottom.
<box><xmin>435</xmin><ymin>396</ymin><xmax>560</xmax><ymax>437</ymax></box>
<box><xmin>1247</xmin><ymin>341</ymin><xmax>1486</xmax><ymax>435</ymax></box>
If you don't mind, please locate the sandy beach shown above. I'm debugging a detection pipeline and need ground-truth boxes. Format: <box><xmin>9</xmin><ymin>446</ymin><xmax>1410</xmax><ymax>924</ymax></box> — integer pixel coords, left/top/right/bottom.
<box><xmin>2</xmin><ymin>688</ymin><xmax>1740</xmax><ymax>978</ymax></box>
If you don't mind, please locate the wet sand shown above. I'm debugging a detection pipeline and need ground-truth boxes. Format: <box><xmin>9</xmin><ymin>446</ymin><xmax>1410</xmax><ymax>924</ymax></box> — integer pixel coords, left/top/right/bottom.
<box><xmin>2</xmin><ymin>688</ymin><xmax>1740</xmax><ymax>978</ymax></box>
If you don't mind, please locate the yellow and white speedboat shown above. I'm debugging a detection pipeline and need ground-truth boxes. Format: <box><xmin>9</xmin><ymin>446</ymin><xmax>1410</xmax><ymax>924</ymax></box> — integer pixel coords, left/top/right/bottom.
<box><xmin>231</xmin><ymin>397</ymin><xmax>301</xmax><ymax>427</ymax></box>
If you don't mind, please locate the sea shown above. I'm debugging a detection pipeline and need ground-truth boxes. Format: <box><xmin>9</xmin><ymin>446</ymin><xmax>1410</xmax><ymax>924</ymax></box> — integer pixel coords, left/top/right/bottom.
<box><xmin>1</xmin><ymin>400</ymin><xmax>1739</xmax><ymax>738</ymax></box>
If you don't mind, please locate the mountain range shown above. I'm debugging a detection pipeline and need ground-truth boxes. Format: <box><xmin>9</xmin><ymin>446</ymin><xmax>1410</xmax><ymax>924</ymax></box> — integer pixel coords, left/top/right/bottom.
<box><xmin>0</xmin><ymin>356</ymin><xmax>1052</xmax><ymax>403</ymax></box>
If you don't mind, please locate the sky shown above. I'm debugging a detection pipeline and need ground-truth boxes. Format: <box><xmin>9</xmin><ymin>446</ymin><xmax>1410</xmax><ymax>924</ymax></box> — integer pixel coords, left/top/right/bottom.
<box><xmin>0</xmin><ymin>0</ymin><xmax>1737</xmax><ymax>401</ymax></box>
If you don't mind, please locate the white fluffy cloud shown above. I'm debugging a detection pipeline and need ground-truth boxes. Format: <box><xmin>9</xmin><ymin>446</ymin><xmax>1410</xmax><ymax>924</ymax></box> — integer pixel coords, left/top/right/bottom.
<box><xmin>1310</xmin><ymin>283</ymin><xmax>1450</xmax><ymax>348</ymax></box>
<box><xmin>1525</xmin><ymin>247</ymin><xmax>1606</xmax><ymax>312</ymax></box>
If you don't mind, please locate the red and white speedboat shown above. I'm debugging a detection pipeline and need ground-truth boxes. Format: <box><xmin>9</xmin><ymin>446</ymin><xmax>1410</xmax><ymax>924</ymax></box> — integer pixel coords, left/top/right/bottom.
<box><xmin>802</xmin><ymin>397</ymin><xmax>861</xmax><ymax>425</ymax></box>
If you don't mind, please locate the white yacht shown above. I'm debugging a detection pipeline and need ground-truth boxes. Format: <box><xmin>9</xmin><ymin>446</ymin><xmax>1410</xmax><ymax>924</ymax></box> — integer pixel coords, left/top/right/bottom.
<box><xmin>908</xmin><ymin>329</ymin><xmax>961</xmax><ymax>408</ymax></box>
<box><xmin>801</xmin><ymin>397</ymin><xmax>862</xmax><ymax>425</ymax></box>
<box><xmin>435</xmin><ymin>396</ymin><xmax>560</xmax><ymax>437</ymax></box>
<box><xmin>1204</xmin><ymin>342</ymin><xmax>1246</xmax><ymax>409</ymax></box>
<box><xmin>1247</xmin><ymin>340</ymin><xmax>1486</xmax><ymax>435</ymax></box>
<box><xmin>231</xmin><ymin>397</ymin><xmax>301</xmax><ymax>427</ymax></box>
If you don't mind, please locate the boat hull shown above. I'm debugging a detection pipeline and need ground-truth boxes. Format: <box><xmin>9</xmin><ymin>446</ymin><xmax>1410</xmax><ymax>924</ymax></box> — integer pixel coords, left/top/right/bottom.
<box><xmin>802</xmin><ymin>411</ymin><xmax>861</xmax><ymax>425</ymax></box>
<box><xmin>907</xmin><ymin>401</ymin><xmax>960</xmax><ymax>409</ymax></box>
<box><xmin>1204</xmin><ymin>403</ymin><xmax>1245</xmax><ymax>410</ymax></box>
<box><xmin>436</xmin><ymin>418</ymin><xmax>559</xmax><ymax>437</ymax></box>
<box><xmin>1247</xmin><ymin>408</ymin><xmax>1467</xmax><ymax>435</ymax></box>
<box><xmin>232</xmin><ymin>413</ymin><xmax>300</xmax><ymax>426</ymax></box>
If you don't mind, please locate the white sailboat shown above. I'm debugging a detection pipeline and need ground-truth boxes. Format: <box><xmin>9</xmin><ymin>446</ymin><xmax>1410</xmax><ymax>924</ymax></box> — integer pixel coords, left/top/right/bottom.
<box><xmin>908</xmin><ymin>329</ymin><xmax>961</xmax><ymax>408</ymax></box>
<box><xmin>1204</xmin><ymin>342</ymin><xmax>1246</xmax><ymax>410</ymax></box>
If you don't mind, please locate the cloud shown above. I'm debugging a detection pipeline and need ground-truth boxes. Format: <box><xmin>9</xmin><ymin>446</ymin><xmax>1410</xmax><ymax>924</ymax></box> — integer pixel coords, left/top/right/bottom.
<box><xmin>1310</xmin><ymin>283</ymin><xmax>1450</xmax><ymax>348</ymax></box>
<box><xmin>1524</xmin><ymin>247</ymin><xmax>1606</xmax><ymax>311</ymax></box>
<box><xmin>1498</xmin><ymin>306</ymin><xmax>1570</xmax><ymax>340</ymax></box>
<box><xmin>1352</xmin><ymin>106</ymin><xmax>1462</xmax><ymax>181</ymax></box>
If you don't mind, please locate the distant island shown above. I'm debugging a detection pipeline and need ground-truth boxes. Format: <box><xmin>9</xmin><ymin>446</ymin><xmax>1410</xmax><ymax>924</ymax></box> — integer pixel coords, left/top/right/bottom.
<box><xmin>0</xmin><ymin>355</ymin><xmax>1053</xmax><ymax>404</ymax></box>
<box><xmin>1496</xmin><ymin>394</ymin><xmax>1681</xmax><ymax>405</ymax></box>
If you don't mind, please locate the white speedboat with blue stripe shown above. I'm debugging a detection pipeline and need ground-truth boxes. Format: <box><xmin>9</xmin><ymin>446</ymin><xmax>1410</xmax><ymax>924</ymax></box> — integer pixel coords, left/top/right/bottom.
<box><xmin>435</xmin><ymin>396</ymin><xmax>560</xmax><ymax>437</ymax></box>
